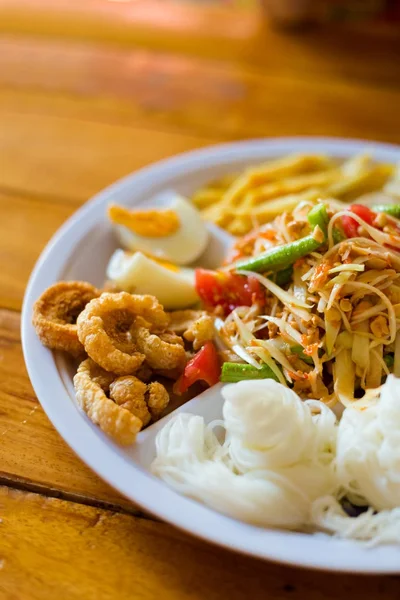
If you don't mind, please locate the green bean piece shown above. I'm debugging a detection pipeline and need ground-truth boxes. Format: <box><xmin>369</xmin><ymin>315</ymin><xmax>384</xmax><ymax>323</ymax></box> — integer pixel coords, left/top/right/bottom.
<box><xmin>332</xmin><ymin>227</ymin><xmax>345</xmax><ymax>245</ymax></box>
<box><xmin>273</xmin><ymin>266</ymin><xmax>293</xmax><ymax>287</ymax></box>
<box><xmin>235</xmin><ymin>234</ymin><xmax>321</xmax><ymax>273</ymax></box>
<box><xmin>290</xmin><ymin>345</ymin><xmax>314</xmax><ymax>365</ymax></box>
<box><xmin>384</xmin><ymin>354</ymin><xmax>394</xmax><ymax>368</ymax></box>
<box><xmin>220</xmin><ymin>362</ymin><xmax>279</xmax><ymax>383</ymax></box>
<box><xmin>373</xmin><ymin>204</ymin><xmax>400</xmax><ymax>219</ymax></box>
<box><xmin>307</xmin><ymin>203</ymin><xmax>329</xmax><ymax>239</ymax></box>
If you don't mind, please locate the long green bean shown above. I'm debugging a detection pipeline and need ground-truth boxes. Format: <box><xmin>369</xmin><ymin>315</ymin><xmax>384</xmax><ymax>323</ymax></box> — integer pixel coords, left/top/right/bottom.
<box><xmin>220</xmin><ymin>362</ymin><xmax>278</xmax><ymax>383</ymax></box>
<box><xmin>373</xmin><ymin>204</ymin><xmax>400</xmax><ymax>218</ymax></box>
<box><xmin>307</xmin><ymin>203</ymin><xmax>329</xmax><ymax>238</ymax></box>
<box><xmin>235</xmin><ymin>235</ymin><xmax>321</xmax><ymax>273</ymax></box>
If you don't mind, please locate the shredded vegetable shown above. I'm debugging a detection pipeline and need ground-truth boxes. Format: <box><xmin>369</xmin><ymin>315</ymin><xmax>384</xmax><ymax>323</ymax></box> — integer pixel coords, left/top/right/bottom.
<box><xmin>214</xmin><ymin>190</ymin><xmax>400</xmax><ymax>404</ymax></box>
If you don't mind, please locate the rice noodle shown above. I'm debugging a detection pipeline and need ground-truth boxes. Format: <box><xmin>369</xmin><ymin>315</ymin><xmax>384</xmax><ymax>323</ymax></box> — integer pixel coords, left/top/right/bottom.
<box><xmin>394</xmin><ymin>332</ymin><xmax>400</xmax><ymax>377</ymax></box>
<box><xmin>153</xmin><ymin>376</ymin><xmax>400</xmax><ymax>544</ymax></box>
<box><xmin>152</xmin><ymin>380</ymin><xmax>337</xmax><ymax>529</ymax></box>
<box><xmin>336</xmin><ymin>375</ymin><xmax>400</xmax><ymax>510</ymax></box>
<box><xmin>312</xmin><ymin>497</ymin><xmax>400</xmax><ymax>546</ymax></box>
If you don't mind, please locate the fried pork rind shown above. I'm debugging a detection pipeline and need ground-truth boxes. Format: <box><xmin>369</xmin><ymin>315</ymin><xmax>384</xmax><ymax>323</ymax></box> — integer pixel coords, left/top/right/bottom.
<box><xmin>77</xmin><ymin>292</ymin><xmax>169</xmax><ymax>375</ymax></box>
<box><xmin>132</xmin><ymin>317</ymin><xmax>187</xmax><ymax>370</ymax></box>
<box><xmin>154</xmin><ymin>366</ymin><xmax>185</xmax><ymax>380</ymax></box>
<box><xmin>74</xmin><ymin>359</ymin><xmax>142</xmax><ymax>445</ymax></box>
<box><xmin>32</xmin><ymin>281</ymin><xmax>100</xmax><ymax>357</ymax></box>
<box><xmin>134</xmin><ymin>362</ymin><xmax>153</xmax><ymax>383</ymax></box>
<box><xmin>109</xmin><ymin>376</ymin><xmax>151</xmax><ymax>426</ymax></box>
<box><xmin>146</xmin><ymin>382</ymin><xmax>170</xmax><ymax>420</ymax></box>
<box><xmin>90</xmin><ymin>362</ymin><xmax>117</xmax><ymax>392</ymax></box>
<box><xmin>168</xmin><ymin>309</ymin><xmax>215</xmax><ymax>350</ymax></box>
<box><xmin>183</xmin><ymin>314</ymin><xmax>215</xmax><ymax>350</ymax></box>
<box><xmin>167</xmin><ymin>309</ymin><xmax>208</xmax><ymax>334</ymax></box>
<box><xmin>109</xmin><ymin>375</ymin><xmax>170</xmax><ymax>424</ymax></box>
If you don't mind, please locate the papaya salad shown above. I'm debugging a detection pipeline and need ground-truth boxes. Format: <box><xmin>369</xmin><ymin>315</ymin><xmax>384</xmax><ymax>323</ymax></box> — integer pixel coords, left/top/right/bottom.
<box><xmin>201</xmin><ymin>199</ymin><xmax>400</xmax><ymax>408</ymax></box>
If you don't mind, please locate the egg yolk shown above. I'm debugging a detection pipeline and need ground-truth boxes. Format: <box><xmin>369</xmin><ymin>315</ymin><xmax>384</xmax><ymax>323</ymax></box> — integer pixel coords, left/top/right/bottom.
<box><xmin>120</xmin><ymin>250</ymin><xmax>180</xmax><ymax>273</ymax></box>
<box><xmin>149</xmin><ymin>256</ymin><xmax>180</xmax><ymax>272</ymax></box>
<box><xmin>108</xmin><ymin>204</ymin><xmax>180</xmax><ymax>238</ymax></box>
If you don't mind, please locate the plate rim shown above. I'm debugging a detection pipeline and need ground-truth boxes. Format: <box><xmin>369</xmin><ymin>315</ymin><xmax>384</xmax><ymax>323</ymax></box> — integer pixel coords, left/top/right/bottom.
<box><xmin>21</xmin><ymin>136</ymin><xmax>400</xmax><ymax>574</ymax></box>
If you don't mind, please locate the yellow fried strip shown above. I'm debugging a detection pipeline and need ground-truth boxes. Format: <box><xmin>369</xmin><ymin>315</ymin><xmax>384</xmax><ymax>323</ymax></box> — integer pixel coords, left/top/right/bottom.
<box><xmin>207</xmin><ymin>174</ymin><xmax>239</xmax><ymax>189</ymax></box>
<box><xmin>327</xmin><ymin>164</ymin><xmax>394</xmax><ymax>201</ymax></box>
<box><xmin>226</xmin><ymin>190</ymin><xmax>323</xmax><ymax>235</ymax></box>
<box><xmin>192</xmin><ymin>188</ymin><xmax>224</xmax><ymax>209</ymax></box>
<box><xmin>241</xmin><ymin>169</ymin><xmax>338</xmax><ymax>208</ymax></box>
<box><xmin>203</xmin><ymin>153</ymin><xmax>334</xmax><ymax>224</ymax></box>
<box><xmin>340</xmin><ymin>152</ymin><xmax>371</xmax><ymax>177</ymax></box>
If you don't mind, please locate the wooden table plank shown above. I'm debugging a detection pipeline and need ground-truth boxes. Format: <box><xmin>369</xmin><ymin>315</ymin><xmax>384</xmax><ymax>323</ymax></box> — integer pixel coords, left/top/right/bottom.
<box><xmin>0</xmin><ymin>0</ymin><xmax>258</xmax><ymax>63</ymax></box>
<box><xmin>0</xmin><ymin>100</ymin><xmax>216</xmax><ymax>203</ymax></box>
<box><xmin>0</xmin><ymin>193</ymin><xmax>75</xmax><ymax>311</ymax></box>
<box><xmin>1</xmin><ymin>0</ymin><xmax>400</xmax><ymax>90</ymax></box>
<box><xmin>1</xmin><ymin>485</ymin><xmax>399</xmax><ymax>600</ymax></box>
<box><xmin>1</xmin><ymin>36</ymin><xmax>400</xmax><ymax>147</ymax></box>
<box><xmin>0</xmin><ymin>309</ymin><xmax>132</xmax><ymax>511</ymax></box>
<box><xmin>1</xmin><ymin>65</ymin><xmax>400</xmax><ymax>208</ymax></box>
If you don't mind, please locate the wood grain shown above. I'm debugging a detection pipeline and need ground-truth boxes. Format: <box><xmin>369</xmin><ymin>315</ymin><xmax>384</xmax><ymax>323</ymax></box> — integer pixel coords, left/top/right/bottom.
<box><xmin>1</xmin><ymin>485</ymin><xmax>400</xmax><ymax>600</ymax></box>
<box><xmin>0</xmin><ymin>104</ymin><xmax>215</xmax><ymax>204</ymax></box>
<box><xmin>0</xmin><ymin>309</ymin><xmax>132</xmax><ymax>511</ymax></box>
<box><xmin>2</xmin><ymin>35</ymin><xmax>400</xmax><ymax>140</ymax></box>
<box><xmin>0</xmin><ymin>0</ymin><xmax>258</xmax><ymax>62</ymax></box>
<box><xmin>1</xmin><ymin>35</ymin><xmax>400</xmax><ymax>204</ymax></box>
<box><xmin>1</xmin><ymin>0</ymin><xmax>399</xmax><ymax>88</ymax></box>
<box><xmin>0</xmin><ymin>193</ymin><xmax>75</xmax><ymax>311</ymax></box>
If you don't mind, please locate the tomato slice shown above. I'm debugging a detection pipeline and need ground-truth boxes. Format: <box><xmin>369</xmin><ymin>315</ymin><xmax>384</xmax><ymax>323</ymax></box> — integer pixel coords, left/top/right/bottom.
<box><xmin>195</xmin><ymin>268</ymin><xmax>263</xmax><ymax>316</ymax></box>
<box><xmin>341</xmin><ymin>204</ymin><xmax>376</xmax><ymax>238</ymax></box>
<box><xmin>174</xmin><ymin>341</ymin><xmax>221</xmax><ymax>395</ymax></box>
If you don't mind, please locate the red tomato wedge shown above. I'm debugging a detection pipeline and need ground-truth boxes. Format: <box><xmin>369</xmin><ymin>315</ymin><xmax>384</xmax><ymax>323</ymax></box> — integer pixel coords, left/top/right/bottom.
<box><xmin>195</xmin><ymin>268</ymin><xmax>264</xmax><ymax>316</ymax></box>
<box><xmin>341</xmin><ymin>204</ymin><xmax>376</xmax><ymax>238</ymax></box>
<box><xmin>174</xmin><ymin>341</ymin><xmax>221</xmax><ymax>395</ymax></box>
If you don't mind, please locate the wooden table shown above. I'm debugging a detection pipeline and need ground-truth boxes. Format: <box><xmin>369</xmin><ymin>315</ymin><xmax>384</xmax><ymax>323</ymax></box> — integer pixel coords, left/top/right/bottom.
<box><xmin>1</xmin><ymin>1</ymin><xmax>400</xmax><ymax>597</ymax></box>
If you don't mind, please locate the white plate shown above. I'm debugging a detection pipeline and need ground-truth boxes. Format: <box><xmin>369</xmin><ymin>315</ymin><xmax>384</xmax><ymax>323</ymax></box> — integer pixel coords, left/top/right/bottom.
<box><xmin>22</xmin><ymin>137</ymin><xmax>400</xmax><ymax>573</ymax></box>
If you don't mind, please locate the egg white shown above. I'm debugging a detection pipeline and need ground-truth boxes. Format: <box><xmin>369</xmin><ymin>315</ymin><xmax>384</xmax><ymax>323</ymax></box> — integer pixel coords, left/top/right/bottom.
<box><xmin>106</xmin><ymin>250</ymin><xmax>199</xmax><ymax>310</ymax></box>
<box><xmin>113</xmin><ymin>194</ymin><xmax>209</xmax><ymax>265</ymax></box>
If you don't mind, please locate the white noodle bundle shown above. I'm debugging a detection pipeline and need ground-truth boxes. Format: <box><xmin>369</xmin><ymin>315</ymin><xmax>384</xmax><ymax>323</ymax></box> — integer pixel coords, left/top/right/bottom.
<box><xmin>312</xmin><ymin>496</ymin><xmax>400</xmax><ymax>546</ymax></box>
<box><xmin>311</xmin><ymin>375</ymin><xmax>400</xmax><ymax>544</ymax></box>
<box><xmin>151</xmin><ymin>380</ymin><xmax>337</xmax><ymax>529</ymax></box>
<box><xmin>336</xmin><ymin>375</ymin><xmax>400</xmax><ymax>511</ymax></box>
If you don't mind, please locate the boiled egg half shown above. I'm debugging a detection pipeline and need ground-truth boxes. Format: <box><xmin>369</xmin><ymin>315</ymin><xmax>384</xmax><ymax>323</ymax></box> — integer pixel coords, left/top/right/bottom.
<box><xmin>106</xmin><ymin>250</ymin><xmax>199</xmax><ymax>310</ymax></box>
<box><xmin>108</xmin><ymin>194</ymin><xmax>208</xmax><ymax>266</ymax></box>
